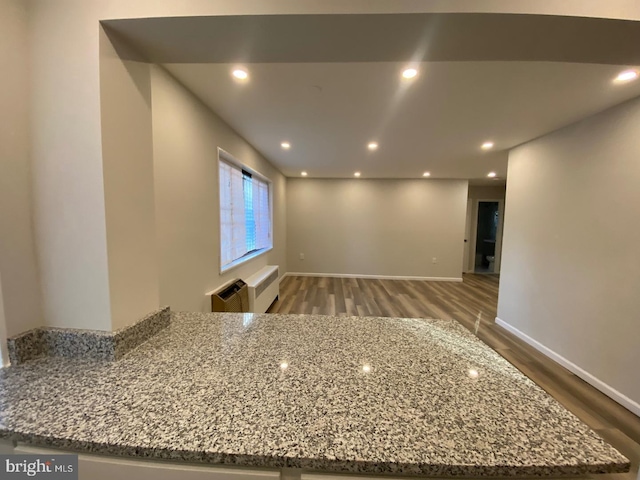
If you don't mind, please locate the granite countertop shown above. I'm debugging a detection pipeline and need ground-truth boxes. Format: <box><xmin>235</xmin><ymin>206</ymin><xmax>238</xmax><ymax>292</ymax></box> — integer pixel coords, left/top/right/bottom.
<box><xmin>0</xmin><ymin>312</ymin><xmax>630</xmax><ymax>476</ymax></box>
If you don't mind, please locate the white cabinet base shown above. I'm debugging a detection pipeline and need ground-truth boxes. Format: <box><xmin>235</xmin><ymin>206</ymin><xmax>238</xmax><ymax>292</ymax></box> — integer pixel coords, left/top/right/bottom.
<box><xmin>0</xmin><ymin>439</ymin><xmax>14</xmax><ymax>454</ymax></box>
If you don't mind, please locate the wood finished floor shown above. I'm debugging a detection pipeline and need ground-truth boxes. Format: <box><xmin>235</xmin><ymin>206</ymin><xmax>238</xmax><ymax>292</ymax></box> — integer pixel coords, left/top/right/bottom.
<box><xmin>268</xmin><ymin>274</ymin><xmax>640</xmax><ymax>480</ymax></box>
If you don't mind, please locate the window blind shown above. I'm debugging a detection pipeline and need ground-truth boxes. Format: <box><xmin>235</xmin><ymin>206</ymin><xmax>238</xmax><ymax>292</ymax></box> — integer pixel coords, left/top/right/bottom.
<box><xmin>219</xmin><ymin>158</ymin><xmax>272</xmax><ymax>270</ymax></box>
<box><xmin>253</xmin><ymin>176</ymin><xmax>270</xmax><ymax>250</ymax></box>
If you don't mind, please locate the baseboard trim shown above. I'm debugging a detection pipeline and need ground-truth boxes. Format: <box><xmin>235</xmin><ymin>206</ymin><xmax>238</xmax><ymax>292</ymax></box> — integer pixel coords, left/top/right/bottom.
<box><xmin>282</xmin><ymin>272</ymin><xmax>463</xmax><ymax>282</ymax></box>
<box><xmin>495</xmin><ymin>317</ymin><xmax>640</xmax><ymax>417</ymax></box>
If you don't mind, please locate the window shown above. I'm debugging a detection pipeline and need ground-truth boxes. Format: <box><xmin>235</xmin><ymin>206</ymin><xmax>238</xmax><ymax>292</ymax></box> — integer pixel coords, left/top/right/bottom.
<box><xmin>219</xmin><ymin>150</ymin><xmax>272</xmax><ymax>272</ymax></box>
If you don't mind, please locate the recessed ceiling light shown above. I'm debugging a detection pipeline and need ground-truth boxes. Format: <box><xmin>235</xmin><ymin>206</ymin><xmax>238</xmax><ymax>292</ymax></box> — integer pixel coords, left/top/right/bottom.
<box><xmin>362</xmin><ymin>364</ymin><xmax>372</xmax><ymax>373</ymax></box>
<box><xmin>232</xmin><ymin>68</ymin><xmax>248</xmax><ymax>80</ymax></box>
<box><xmin>614</xmin><ymin>69</ymin><xmax>639</xmax><ymax>83</ymax></box>
<box><xmin>487</xmin><ymin>172</ymin><xmax>497</xmax><ymax>178</ymax></box>
<box><xmin>301</xmin><ymin>171</ymin><xmax>308</xmax><ymax>177</ymax></box>
<box><xmin>280</xmin><ymin>362</ymin><xmax>288</xmax><ymax>370</ymax></box>
<box><xmin>468</xmin><ymin>369</ymin><xmax>479</xmax><ymax>378</ymax></box>
<box><xmin>367</xmin><ymin>142</ymin><xmax>378</xmax><ymax>151</ymax></box>
<box><xmin>423</xmin><ymin>172</ymin><xmax>431</xmax><ymax>177</ymax></box>
<box><xmin>481</xmin><ymin>141</ymin><xmax>494</xmax><ymax>150</ymax></box>
<box><xmin>402</xmin><ymin>67</ymin><xmax>418</xmax><ymax>79</ymax></box>
<box><xmin>281</xmin><ymin>142</ymin><xmax>291</xmax><ymax>150</ymax></box>
<box><xmin>354</xmin><ymin>172</ymin><xmax>361</xmax><ymax>177</ymax></box>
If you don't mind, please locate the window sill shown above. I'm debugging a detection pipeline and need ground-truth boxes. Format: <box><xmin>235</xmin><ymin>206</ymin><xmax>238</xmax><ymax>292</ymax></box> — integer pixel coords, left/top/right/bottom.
<box><xmin>220</xmin><ymin>247</ymin><xmax>273</xmax><ymax>275</ymax></box>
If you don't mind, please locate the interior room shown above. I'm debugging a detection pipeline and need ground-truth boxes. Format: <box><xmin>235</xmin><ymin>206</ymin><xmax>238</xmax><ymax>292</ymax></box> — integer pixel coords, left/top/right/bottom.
<box><xmin>1</xmin><ymin>1</ymin><xmax>639</xmax><ymax>479</ymax></box>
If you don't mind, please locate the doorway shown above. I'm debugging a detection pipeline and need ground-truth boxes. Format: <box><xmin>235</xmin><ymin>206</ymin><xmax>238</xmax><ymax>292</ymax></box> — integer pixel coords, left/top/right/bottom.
<box><xmin>474</xmin><ymin>201</ymin><xmax>499</xmax><ymax>273</ymax></box>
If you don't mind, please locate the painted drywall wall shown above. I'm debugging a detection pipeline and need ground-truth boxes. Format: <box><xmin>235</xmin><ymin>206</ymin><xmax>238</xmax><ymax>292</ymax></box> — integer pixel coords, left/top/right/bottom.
<box><xmin>0</xmin><ymin>0</ymin><xmax>43</xmax><ymax>337</ymax></box>
<box><xmin>150</xmin><ymin>66</ymin><xmax>286</xmax><ymax>312</ymax></box>
<box><xmin>99</xmin><ymin>28</ymin><xmax>160</xmax><ymax>330</ymax></box>
<box><xmin>29</xmin><ymin>1</ymin><xmax>112</xmax><ymax>330</ymax></box>
<box><xmin>468</xmin><ymin>185</ymin><xmax>506</xmax><ymax>200</ymax></box>
<box><xmin>287</xmin><ymin>178</ymin><xmax>467</xmax><ymax>279</ymax></box>
<box><xmin>0</xmin><ymin>272</ymin><xmax>9</xmax><ymax>365</ymax></box>
<box><xmin>498</xmin><ymin>96</ymin><xmax>640</xmax><ymax>409</ymax></box>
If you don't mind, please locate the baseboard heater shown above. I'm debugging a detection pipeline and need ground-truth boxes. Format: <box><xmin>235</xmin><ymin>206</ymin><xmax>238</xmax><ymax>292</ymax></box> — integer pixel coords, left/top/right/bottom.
<box><xmin>245</xmin><ymin>265</ymin><xmax>279</xmax><ymax>313</ymax></box>
<box><xmin>210</xmin><ymin>279</ymin><xmax>249</xmax><ymax>313</ymax></box>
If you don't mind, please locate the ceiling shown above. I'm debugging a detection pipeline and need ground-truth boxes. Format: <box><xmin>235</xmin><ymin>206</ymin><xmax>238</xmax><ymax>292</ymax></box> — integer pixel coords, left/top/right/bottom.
<box><xmin>104</xmin><ymin>14</ymin><xmax>640</xmax><ymax>180</ymax></box>
<box><xmin>164</xmin><ymin>61</ymin><xmax>640</xmax><ymax>180</ymax></box>
<box><xmin>104</xmin><ymin>14</ymin><xmax>640</xmax><ymax>65</ymax></box>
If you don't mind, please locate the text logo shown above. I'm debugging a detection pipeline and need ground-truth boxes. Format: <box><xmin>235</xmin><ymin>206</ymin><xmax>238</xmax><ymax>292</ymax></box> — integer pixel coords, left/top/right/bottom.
<box><xmin>1</xmin><ymin>455</ymin><xmax>78</xmax><ymax>479</ymax></box>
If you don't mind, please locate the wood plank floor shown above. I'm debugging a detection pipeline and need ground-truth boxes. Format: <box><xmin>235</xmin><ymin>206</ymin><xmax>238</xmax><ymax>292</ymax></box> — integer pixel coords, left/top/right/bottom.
<box><xmin>268</xmin><ymin>274</ymin><xmax>640</xmax><ymax>480</ymax></box>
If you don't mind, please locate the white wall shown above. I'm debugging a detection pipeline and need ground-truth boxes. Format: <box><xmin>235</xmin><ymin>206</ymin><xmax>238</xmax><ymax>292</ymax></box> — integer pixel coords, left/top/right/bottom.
<box><xmin>29</xmin><ymin>1</ymin><xmax>113</xmax><ymax>330</ymax></box>
<box><xmin>468</xmin><ymin>185</ymin><xmax>506</xmax><ymax>200</ymax></box>
<box><xmin>0</xmin><ymin>272</ymin><xmax>9</xmax><ymax>365</ymax></box>
<box><xmin>100</xmin><ymin>29</ymin><xmax>160</xmax><ymax>330</ymax></box>
<box><xmin>151</xmin><ymin>66</ymin><xmax>287</xmax><ymax>312</ymax></box>
<box><xmin>287</xmin><ymin>178</ymin><xmax>467</xmax><ymax>279</ymax></box>
<box><xmin>0</xmin><ymin>0</ymin><xmax>43</xmax><ymax>336</ymax></box>
<box><xmin>498</xmin><ymin>96</ymin><xmax>640</xmax><ymax>412</ymax></box>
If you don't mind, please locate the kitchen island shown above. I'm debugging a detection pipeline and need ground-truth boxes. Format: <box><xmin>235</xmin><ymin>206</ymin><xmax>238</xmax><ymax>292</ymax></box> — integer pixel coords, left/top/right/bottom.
<box><xmin>0</xmin><ymin>312</ymin><xmax>630</xmax><ymax>477</ymax></box>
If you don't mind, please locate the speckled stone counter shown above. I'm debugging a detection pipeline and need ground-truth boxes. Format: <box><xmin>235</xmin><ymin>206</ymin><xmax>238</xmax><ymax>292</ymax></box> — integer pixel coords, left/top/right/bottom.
<box><xmin>6</xmin><ymin>306</ymin><xmax>171</xmax><ymax>364</ymax></box>
<box><xmin>0</xmin><ymin>313</ymin><xmax>630</xmax><ymax>476</ymax></box>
